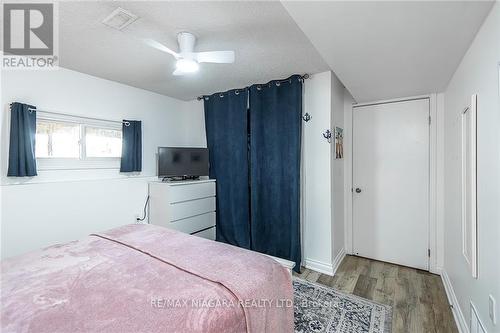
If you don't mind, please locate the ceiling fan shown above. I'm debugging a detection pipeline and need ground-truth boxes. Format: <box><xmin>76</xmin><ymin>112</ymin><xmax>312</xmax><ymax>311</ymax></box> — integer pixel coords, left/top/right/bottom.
<box><xmin>144</xmin><ymin>32</ymin><xmax>235</xmax><ymax>76</ymax></box>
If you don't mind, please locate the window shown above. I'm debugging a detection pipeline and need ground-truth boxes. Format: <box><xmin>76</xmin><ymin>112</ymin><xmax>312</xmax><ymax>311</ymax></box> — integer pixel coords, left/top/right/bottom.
<box><xmin>84</xmin><ymin>126</ymin><xmax>122</xmax><ymax>158</ymax></box>
<box><xmin>35</xmin><ymin>112</ymin><xmax>122</xmax><ymax>170</ymax></box>
<box><xmin>36</xmin><ymin>120</ymin><xmax>80</xmax><ymax>158</ymax></box>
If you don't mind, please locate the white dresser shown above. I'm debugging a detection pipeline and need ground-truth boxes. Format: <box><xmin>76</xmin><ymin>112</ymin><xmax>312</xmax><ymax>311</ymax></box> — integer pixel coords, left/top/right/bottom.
<box><xmin>148</xmin><ymin>179</ymin><xmax>216</xmax><ymax>240</ymax></box>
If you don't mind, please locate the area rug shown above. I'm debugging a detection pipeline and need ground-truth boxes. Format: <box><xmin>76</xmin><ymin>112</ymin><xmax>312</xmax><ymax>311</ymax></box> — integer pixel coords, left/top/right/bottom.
<box><xmin>293</xmin><ymin>277</ymin><xmax>392</xmax><ymax>333</ymax></box>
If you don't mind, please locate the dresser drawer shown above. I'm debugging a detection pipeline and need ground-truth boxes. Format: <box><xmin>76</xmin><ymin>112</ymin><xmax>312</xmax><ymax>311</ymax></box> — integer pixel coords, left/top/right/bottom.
<box><xmin>168</xmin><ymin>182</ymin><xmax>216</xmax><ymax>203</ymax></box>
<box><xmin>192</xmin><ymin>226</ymin><xmax>216</xmax><ymax>241</ymax></box>
<box><xmin>168</xmin><ymin>212</ymin><xmax>215</xmax><ymax>234</ymax></box>
<box><xmin>169</xmin><ymin>197</ymin><xmax>216</xmax><ymax>221</ymax></box>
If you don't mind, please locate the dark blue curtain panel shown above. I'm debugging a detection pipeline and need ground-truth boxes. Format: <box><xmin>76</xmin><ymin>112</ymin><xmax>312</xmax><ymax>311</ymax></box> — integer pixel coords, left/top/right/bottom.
<box><xmin>204</xmin><ymin>89</ymin><xmax>251</xmax><ymax>249</ymax></box>
<box><xmin>249</xmin><ymin>75</ymin><xmax>302</xmax><ymax>272</ymax></box>
<box><xmin>120</xmin><ymin>120</ymin><xmax>142</xmax><ymax>172</ymax></box>
<box><xmin>7</xmin><ymin>102</ymin><xmax>37</xmax><ymax>177</ymax></box>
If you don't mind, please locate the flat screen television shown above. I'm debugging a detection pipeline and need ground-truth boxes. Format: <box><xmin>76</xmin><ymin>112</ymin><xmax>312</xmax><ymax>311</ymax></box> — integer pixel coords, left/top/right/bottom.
<box><xmin>158</xmin><ymin>147</ymin><xmax>209</xmax><ymax>178</ymax></box>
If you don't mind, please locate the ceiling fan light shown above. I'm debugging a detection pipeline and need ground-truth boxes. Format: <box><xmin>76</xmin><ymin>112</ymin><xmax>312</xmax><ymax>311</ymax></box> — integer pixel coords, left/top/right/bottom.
<box><xmin>175</xmin><ymin>59</ymin><xmax>199</xmax><ymax>73</ymax></box>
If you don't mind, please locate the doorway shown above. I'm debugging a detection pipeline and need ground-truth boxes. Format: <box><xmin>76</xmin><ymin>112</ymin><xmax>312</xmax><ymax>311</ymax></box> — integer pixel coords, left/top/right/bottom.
<box><xmin>352</xmin><ymin>98</ymin><xmax>430</xmax><ymax>270</ymax></box>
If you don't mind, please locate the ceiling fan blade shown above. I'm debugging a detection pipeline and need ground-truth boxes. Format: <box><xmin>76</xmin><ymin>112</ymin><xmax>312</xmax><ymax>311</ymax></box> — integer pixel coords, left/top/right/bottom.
<box><xmin>195</xmin><ymin>51</ymin><xmax>235</xmax><ymax>64</ymax></box>
<box><xmin>144</xmin><ymin>39</ymin><xmax>179</xmax><ymax>59</ymax></box>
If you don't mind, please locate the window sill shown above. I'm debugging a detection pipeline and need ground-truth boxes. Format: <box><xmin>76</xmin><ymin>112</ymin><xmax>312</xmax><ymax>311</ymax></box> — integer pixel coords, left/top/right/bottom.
<box><xmin>1</xmin><ymin>173</ymin><xmax>153</xmax><ymax>186</ymax></box>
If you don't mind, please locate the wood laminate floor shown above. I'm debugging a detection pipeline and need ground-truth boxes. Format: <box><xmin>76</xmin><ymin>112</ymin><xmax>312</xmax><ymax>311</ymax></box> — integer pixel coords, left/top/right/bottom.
<box><xmin>293</xmin><ymin>255</ymin><xmax>458</xmax><ymax>333</ymax></box>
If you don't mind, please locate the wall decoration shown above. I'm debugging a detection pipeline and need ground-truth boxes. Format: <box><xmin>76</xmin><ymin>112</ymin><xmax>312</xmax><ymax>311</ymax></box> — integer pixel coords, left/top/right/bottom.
<box><xmin>335</xmin><ymin>127</ymin><xmax>344</xmax><ymax>159</ymax></box>
<box><xmin>322</xmin><ymin>129</ymin><xmax>332</xmax><ymax>143</ymax></box>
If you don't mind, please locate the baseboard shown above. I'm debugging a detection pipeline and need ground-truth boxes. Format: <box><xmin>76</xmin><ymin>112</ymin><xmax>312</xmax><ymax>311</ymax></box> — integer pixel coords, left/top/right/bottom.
<box><xmin>304</xmin><ymin>258</ymin><xmax>334</xmax><ymax>276</ymax></box>
<box><xmin>332</xmin><ymin>247</ymin><xmax>346</xmax><ymax>276</ymax></box>
<box><xmin>441</xmin><ymin>269</ymin><xmax>469</xmax><ymax>333</ymax></box>
<box><xmin>430</xmin><ymin>264</ymin><xmax>442</xmax><ymax>275</ymax></box>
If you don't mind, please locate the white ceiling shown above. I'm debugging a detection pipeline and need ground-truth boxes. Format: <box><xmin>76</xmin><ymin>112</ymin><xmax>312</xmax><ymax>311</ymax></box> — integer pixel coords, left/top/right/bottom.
<box><xmin>58</xmin><ymin>1</ymin><xmax>329</xmax><ymax>101</ymax></box>
<box><xmin>56</xmin><ymin>1</ymin><xmax>495</xmax><ymax>102</ymax></box>
<box><xmin>282</xmin><ymin>1</ymin><xmax>494</xmax><ymax>103</ymax></box>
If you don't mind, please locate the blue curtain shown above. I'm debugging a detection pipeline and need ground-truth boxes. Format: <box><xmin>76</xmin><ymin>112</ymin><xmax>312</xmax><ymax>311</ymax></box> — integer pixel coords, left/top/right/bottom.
<box><xmin>204</xmin><ymin>89</ymin><xmax>251</xmax><ymax>249</ymax></box>
<box><xmin>120</xmin><ymin>120</ymin><xmax>142</xmax><ymax>172</ymax></box>
<box><xmin>7</xmin><ymin>102</ymin><xmax>37</xmax><ymax>177</ymax></box>
<box><xmin>249</xmin><ymin>75</ymin><xmax>302</xmax><ymax>272</ymax></box>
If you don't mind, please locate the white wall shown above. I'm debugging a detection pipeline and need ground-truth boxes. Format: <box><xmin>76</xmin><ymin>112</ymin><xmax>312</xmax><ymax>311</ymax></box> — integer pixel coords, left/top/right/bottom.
<box><xmin>442</xmin><ymin>4</ymin><xmax>499</xmax><ymax>332</ymax></box>
<box><xmin>0</xmin><ymin>68</ymin><xmax>205</xmax><ymax>258</ymax></box>
<box><xmin>182</xmin><ymin>98</ymin><xmax>206</xmax><ymax>148</ymax></box>
<box><xmin>1</xmin><ymin>67</ymin><xmax>352</xmax><ymax>276</ymax></box>
<box><xmin>303</xmin><ymin>71</ymin><xmax>334</xmax><ymax>274</ymax></box>
<box><xmin>302</xmin><ymin>70</ymin><xmax>350</xmax><ymax>274</ymax></box>
<box><xmin>330</xmin><ymin>72</ymin><xmax>346</xmax><ymax>260</ymax></box>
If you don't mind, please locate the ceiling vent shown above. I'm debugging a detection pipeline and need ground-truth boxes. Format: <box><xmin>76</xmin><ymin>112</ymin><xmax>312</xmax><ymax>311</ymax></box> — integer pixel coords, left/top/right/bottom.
<box><xmin>102</xmin><ymin>7</ymin><xmax>138</xmax><ymax>30</ymax></box>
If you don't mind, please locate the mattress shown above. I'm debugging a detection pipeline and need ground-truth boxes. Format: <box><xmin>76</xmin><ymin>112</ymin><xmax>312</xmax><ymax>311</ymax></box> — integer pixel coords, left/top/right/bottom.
<box><xmin>0</xmin><ymin>224</ymin><xmax>293</xmax><ymax>333</ymax></box>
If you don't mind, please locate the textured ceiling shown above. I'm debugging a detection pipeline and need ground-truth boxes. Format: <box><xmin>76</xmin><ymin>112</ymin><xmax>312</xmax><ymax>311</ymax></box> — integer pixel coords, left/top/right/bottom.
<box><xmin>283</xmin><ymin>1</ymin><xmax>494</xmax><ymax>103</ymax></box>
<box><xmin>58</xmin><ymin>1</ymin><xmax>329</xmax><ymax>101</ymax></box>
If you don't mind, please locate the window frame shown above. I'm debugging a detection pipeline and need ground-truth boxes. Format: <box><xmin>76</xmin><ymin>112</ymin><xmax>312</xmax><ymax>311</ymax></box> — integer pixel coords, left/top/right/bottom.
<box><xmin>36</xmin><ymin>112</ymin><xmax>122</xmax><ymax>171</ymax></box>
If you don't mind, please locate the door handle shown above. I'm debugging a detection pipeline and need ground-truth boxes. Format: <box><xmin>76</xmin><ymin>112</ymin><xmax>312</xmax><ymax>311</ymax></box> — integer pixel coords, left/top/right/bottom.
<box><xmin>355</xmin><ymin>188</ymin><xmax>362</xmax><ymax>193</ymax></box>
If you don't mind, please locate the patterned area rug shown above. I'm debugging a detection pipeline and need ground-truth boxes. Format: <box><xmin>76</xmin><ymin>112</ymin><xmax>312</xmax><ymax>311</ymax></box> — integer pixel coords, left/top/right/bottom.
<box><xmin>294</xmin><ymin>277</ymin><xmax>392</xmax><ymax>333</ymax></box>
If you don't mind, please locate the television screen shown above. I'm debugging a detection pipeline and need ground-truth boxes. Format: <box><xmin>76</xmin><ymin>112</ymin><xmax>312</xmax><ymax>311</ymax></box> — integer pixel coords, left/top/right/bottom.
<box><xmin>158</xmin><ymin>147</ymin><xmax>209</xmax><ymax>177</ymax></box>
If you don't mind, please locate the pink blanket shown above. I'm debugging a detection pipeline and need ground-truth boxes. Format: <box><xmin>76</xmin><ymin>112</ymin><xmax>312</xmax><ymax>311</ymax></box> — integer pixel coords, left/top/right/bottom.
<box><xmin>1</xmin><ymin>224</ymin><xmax>293</xmax><ymax>333</ymax></box>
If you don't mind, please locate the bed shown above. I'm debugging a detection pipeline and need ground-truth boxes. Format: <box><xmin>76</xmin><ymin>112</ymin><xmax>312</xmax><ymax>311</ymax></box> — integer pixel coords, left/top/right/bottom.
<box><xmin>0</xmin><ymin>224</ymin><xmax>294</xmax><ymax>333</ymax></box>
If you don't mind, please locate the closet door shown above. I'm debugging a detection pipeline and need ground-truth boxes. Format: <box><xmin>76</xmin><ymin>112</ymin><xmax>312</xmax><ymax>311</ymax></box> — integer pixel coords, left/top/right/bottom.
<box><xmin>352</xmin><ymin>98</ymin><xmax>429</xmax><ymax>270</ymax></box>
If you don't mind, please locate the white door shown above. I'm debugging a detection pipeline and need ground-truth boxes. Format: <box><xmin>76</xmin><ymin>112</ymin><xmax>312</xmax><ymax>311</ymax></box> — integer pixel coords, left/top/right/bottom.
<box><xmin>352</xmin><ymin>98</ymin><xmax>429</xmax><ymax>270</ymax></box>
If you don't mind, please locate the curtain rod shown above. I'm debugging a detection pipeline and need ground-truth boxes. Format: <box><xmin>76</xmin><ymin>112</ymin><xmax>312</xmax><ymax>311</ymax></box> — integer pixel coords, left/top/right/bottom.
<box><xmin>196</xmin><ymin>73</ymin><xmax>310</xmax><ymax>101</ymax></box>
<box><xmin>9</xmin><ymin>103</ymin><xmax>130</xmax><ymax>126</ymax></box>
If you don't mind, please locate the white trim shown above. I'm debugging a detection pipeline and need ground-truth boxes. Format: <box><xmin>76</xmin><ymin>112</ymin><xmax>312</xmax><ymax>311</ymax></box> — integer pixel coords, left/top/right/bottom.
<box><xmin>344</xmin><ymin>96</ymin><xmax>353</xmax><ymax>255</ymax></box>
<box><xmin>441</xmin><ymin>269</ymin><xmax>469</xmax><ymax>333</ymax></box>
<box><xmin>470</xmin><ymin>302</ymin><xmax>487</xmax><ymax>333</ymax></box>
<box><xmin>346</xmin><ymin>94</ymin><xmax>440</xmax><ymax>272</ymax></box>
<box><xmin>352</xmin><ymin>94</ymin><xmax>432</xmax><ymax>108</ymax></box>
<box><xmin>37</xmin><ymin>111</ymin><xmax>123</xmax><ymax>129</ymax></box>
<box><xmin>304</xmin><ymin>258</ymin><xmax>334</xmax><ymax>276</ymax></box>
<box><xmin>332</xmin><ymin>247</ymin><xmax>346</xmax><ymax>276</ymax></box>
<box><xmin>460</xmin><ymin>94</ymin><xmax>478</xmax><ymax>278</ymax></box>
<box><xmin>429</xmin><ymin>93</ymin><xmax>439</xmax><ymax>273</ymax></box>
<box><xmin>305</xmin><ymin>248</ymin><xmax>345</xmax><ymax>276</ymax></box>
